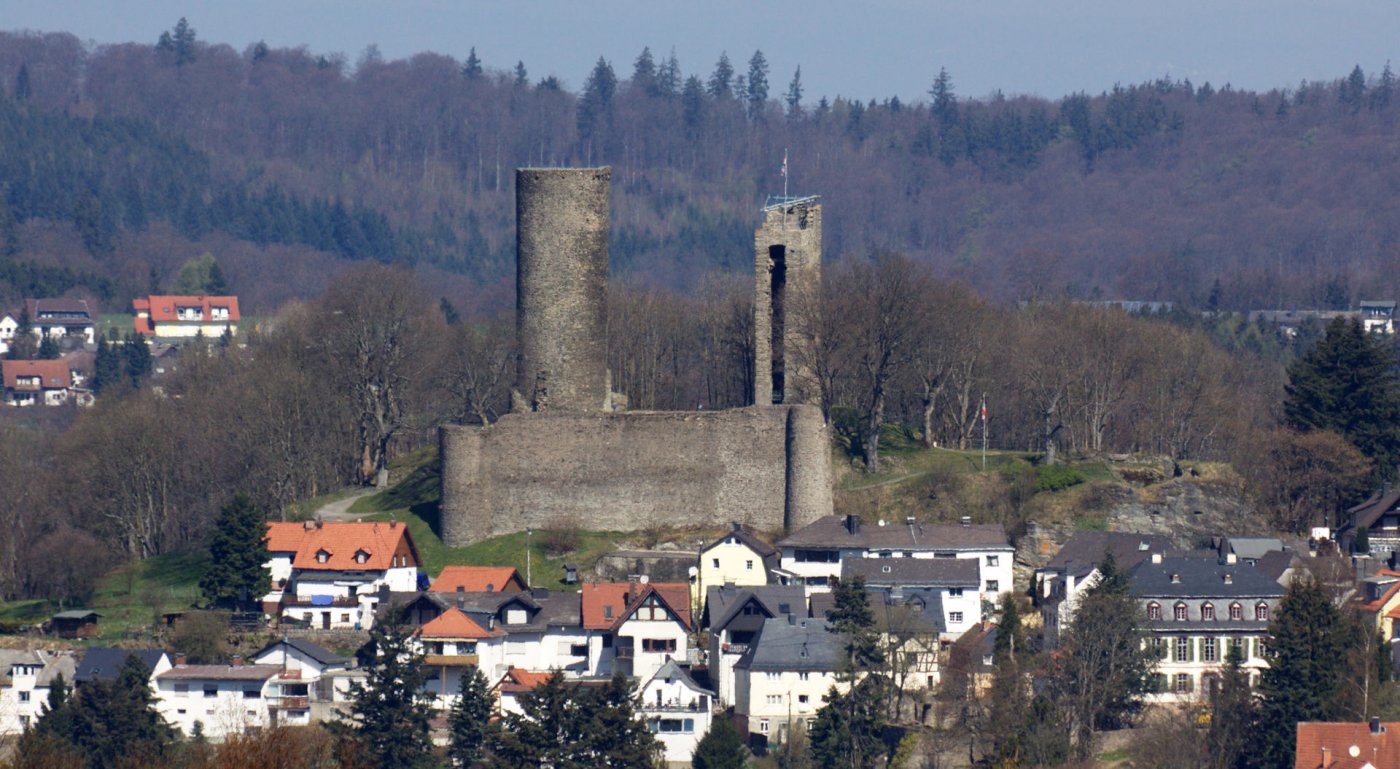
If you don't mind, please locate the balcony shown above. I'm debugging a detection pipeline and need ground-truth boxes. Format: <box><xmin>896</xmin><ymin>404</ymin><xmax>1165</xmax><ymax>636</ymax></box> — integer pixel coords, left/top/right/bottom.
<box><xmin>424</xmin><ymin>654</ymin><xmax>479</xmax><ymax>667</ymax></box>
<box><xmin>269</xmin><ymin>696</ymin><xmax>310</xmax><ymax>710</ymax></box>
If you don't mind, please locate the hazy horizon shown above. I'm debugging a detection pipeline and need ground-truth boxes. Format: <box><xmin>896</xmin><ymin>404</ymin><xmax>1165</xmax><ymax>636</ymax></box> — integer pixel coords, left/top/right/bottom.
<box><xmin>5</xmin><ymin>1</ymin><xmax>1400</xmax><ymax>103</ymax></box>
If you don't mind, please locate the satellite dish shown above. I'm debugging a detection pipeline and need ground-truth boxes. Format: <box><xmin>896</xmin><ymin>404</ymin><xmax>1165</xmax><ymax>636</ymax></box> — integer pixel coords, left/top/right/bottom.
<box><xmin>1350</xmin><ymin>745</ymin><xmax>1361</xmax><ymax>758</ymax></box>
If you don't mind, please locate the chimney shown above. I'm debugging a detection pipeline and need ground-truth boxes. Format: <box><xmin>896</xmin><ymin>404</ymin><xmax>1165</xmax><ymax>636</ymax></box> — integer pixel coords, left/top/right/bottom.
<box><xmin>1151</xmin><ymin>553</ymin><xmax>1163</xmax><ymax>564</ymax></box>
<box><xmin>175</xmin><ymin>653</ymin><xmax>187</xmax><ymax>667</ymax></box>
<box><xmin>1226</xmin><ymin>552</ymin><xmax>1237</xmax><ymax>565</ymax></box>
<box><xmin>1321</xmin><ymin>747</ymin><xmax>1329</xmax><ymax>767</ymax></box>
<box><xmin>1223</xmin><ymin>573</ymin><xmax>1233</xmax><ymax>585</ymax></box>
<box><xmin>231</xmin><ymin>654</ymin><xmax>242</xmax><ymax>668</ymax></box>
<box><xmin>1170</xmin><ymin>573</ymin><xmax>1181</xmax><ymax>584</ymax></box>
<box><xmin>488</xmin><ymin>616</ymin><xmax>495</xmax><ymax>631</ymax></box>
<box><xmin>732</xmin><ymin>521</ymin><xmax>742</xmax><ymax>532</ymax></box>
<box><xmin>845</xmin><ymin>515</ymin><xmax>861</xmax><ymax>535</ymax></box>
<box><xmin>1372</xmin><ymin>716</ymin><xmax>1383</xmax><ymax>734</ymax></box>
<box><xmin>304</xmin><ymin>520</ymin><xmax>317</xmax><ymax>531</ymax></box>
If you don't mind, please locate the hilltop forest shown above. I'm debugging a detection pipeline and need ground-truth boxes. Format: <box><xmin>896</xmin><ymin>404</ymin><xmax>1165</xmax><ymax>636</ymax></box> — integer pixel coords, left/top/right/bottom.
<box><xmin>1</xmin><ymin>26</ymin><xmax>1400</xmax><ymax>313</ymax></box>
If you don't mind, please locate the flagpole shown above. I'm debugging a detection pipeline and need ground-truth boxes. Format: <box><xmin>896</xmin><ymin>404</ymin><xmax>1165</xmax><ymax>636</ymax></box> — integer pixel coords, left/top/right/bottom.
<box><xmin>981</xmin><ymin>394</ymin><xmax>988</xmax><ymax>471</ymax></box>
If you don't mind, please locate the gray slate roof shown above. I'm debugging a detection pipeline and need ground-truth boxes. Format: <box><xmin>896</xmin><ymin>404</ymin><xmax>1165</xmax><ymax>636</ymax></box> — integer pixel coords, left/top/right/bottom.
<box><xmin>255</xmin><ymin>637</ymin><xmax>351</xmax><ymax>667</ymax></box>
<box><xmin>1044</xmin><ymin>532</ymin><xmax>1173</xmax><ymax>578</ymax></box>
<box><xmin>1225</xmin><ymin>538</ymin><xmax>1285</xmax><ymax>561</ymax></box>
<box><xmin>647</xmin><ymin>659</ymin><xmax>714</xmax><ymax>696</ymax></box>
<box><xmin>843</xmin><ymin>557</ymin><xmax>980</xmax><ymax>588</ymax></box>
<box><xmin>704</xmin><ymin>523</ymin><xmax>778</xmax><ymax>558</ymax></box>
<box><xmin>735</xmin><ymin>617</ymin><xmax>842</xmax><ymax>673</ymax></box>
<box><xmin>704</xmin><ymin>584</ymin><xmax>806</xmax><ymax>631</ymax></box>
<box><xmin>74</xmin><ymin>648</ymin><xmax>168</xmax><ymax>684</ymax></box>
<box><xmin>809</xmin><ymin>590</ymin><xmax>946</xmax><ymax>635</ymax></box>
<box><xmin>778</xmin><ymin>515</ymin><xmax>1010</xmax><ymax>551</ymax></box>
<box><xmin>1128</xmin><ymin>556</ymin><xmax>1284</xmax><ymax>600</ymax></box>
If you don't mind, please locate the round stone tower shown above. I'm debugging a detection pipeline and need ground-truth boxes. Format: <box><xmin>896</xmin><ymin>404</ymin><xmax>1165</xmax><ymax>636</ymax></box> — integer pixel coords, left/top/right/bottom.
<box><xmin>515</xmin><ymin>167</ymin><xmax>611</xmax><ymax>412</ymax></box>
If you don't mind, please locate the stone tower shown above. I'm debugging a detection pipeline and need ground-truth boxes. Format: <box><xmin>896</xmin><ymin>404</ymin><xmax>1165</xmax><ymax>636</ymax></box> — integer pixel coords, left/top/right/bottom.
<box><xmin>515</xmin><ymin>167</ymin><xmax>611</xmax><ymax>412</ymax></box>
<box><xmin>754</xmin><ymin>198</ymin><xmax>821</xmax><ymax>406</ymax></box>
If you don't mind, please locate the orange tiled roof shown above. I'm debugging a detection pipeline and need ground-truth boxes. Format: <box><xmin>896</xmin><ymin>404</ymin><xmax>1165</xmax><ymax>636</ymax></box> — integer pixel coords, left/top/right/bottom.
<box><xmin>1295</xmin><ymin>721</ymin><xmax>1400</xmax><ymax>769</ymax></box>
<box><xmin>581</xmin><ymin>582</ymin><xmax>692</xmax><ymax>631</ymax></box>
<box><xmin>3</xmin><ymin>359</ymin><xmax>71</xmax><ymax>391</ymax></box>
<box><xmin>263</xmin><ymin>521</ymin><xmax>419</xmax><ymax>572</ymax></box>
<box><xmin>416</xmin><ymin>607</ymin><xmax>501</xmax><ymax>639</ymax></box>
<box><xmin>495</xmin><ymin>667</ymin><xmax>554</xmax><ymax>693</ymax></box>
<box><xmin>132</xmin><ymin>295</ymin><xmax>239</xmax><ymax>336</ymax></box>
<box><xmin>429</xmin><ymin>566</ymin><xmax>525</xmax><ymax>594</ymax></box>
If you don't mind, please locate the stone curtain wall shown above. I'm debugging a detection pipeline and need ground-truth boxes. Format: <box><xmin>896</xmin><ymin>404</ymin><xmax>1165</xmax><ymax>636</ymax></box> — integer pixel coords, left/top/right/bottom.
<box><xmin>440</xmin><ymin>404</ymin><xmax>832</xmax><ymax>545</ymax></box>
<box><xmin>515</xmin><ymin>168</ymin><xmax>611</xmax><ymax>412</ymax></box>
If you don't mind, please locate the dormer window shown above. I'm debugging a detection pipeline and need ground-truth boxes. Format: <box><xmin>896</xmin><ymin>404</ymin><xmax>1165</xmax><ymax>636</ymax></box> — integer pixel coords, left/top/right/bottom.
<box><xmin>316</xmin><ymin>549</ymin><xmax>330</xmax><ymax>564</ymax></box>
<box><xmin>1174</xmin><ymin>603</ymin><xmax>1187</xmax><ymax>621</ymax></box>
<box><xmin>604</xmin><ymin>605</ymin><xmax>614</xmax><ymax>620</ymax></box>
<box><xmin>1255</xmin><ymin>603</ymin><xmax>1269</xmax><ymax>621</ymax></box>
<box><xmin>354</xmin><ymin>549</ymin><xmax>369</xmax><ymax>565</ymax></box>
<box><xmin>1201</xmin><ymin>603</ymin><xmax>1215</xmax><ymax>621</ymax></box>
<box><xmin>1147</xmin><ymin>603</ymin><xmax>1161</xmax><ymax>620</ymax></box>
<box><xmin>1229</xmin><ymin>603</ymin><xmax>1243</xmax><ymax>621</ymax></box>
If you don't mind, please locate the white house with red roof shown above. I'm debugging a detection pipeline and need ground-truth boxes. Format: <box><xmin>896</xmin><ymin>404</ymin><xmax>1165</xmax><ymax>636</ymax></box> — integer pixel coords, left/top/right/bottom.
<box><xmin>263</xmin><ymin>520</ymin><xmax>422</xmax><ymax>630</ymax></box>
<box><xmin>492</xmin><ymin>667</ymin><xmax>555</xmax><ymax>717</ymax></box>
<box><xmin>429</xmin><ymin>566</ymin><xmax>527</xmax><ymax>594</ymax></box>
<box><xmin>581</xmin><ymin>580</ymin><xmax>693</xmax><ymax>682</ymax></box>
<box><xmin>133</xmin><ymin>294</ymin><xmax>239</xmax><ymax>339</ymax></box>
<box><xmin>415</xmin><ymin>607</ymin><xmax>507</xmax><ymax>709</ymax></box>
<box><xmin>154</xmin><ymin>660</ymin><xmax>281</xmax><ymax>739</ymax></box>
<box><xmin>2</xmin><ymin>359</ymin><xmax>72</xmax><ymax>406</ymax></box>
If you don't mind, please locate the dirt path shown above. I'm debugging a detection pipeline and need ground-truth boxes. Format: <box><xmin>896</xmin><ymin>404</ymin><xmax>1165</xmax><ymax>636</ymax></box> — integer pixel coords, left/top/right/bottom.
<box><xmin>313</xmin><ymin>488</ymin><xmax>378</xmax><ymax>521</ymax></box>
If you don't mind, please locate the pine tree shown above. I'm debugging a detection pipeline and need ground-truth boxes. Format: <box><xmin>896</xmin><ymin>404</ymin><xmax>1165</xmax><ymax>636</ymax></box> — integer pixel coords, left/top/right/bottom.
<box><xmin>123</xmin><ymin>330</ymin><xmax>152</xmax><ymax>388</ymax></box>
<box><xmin>632</xmin><ymin>47</ymin><xmax>657</xmax><ymax>95</ymax></box>
<box><xmin>1256</xmin><ymin>575</ymin><xmax>1348</xmax><ymax>769</ymax></box>
<box><xmin>930</xmin><ymin>67</ymin><xmax>957</xmax><ymax>124</ymax></box>
<box><xmin>828</xmin><ymin>575</ymin><xmax>882</xmax><ymax>674</ymax></box>
<box><xmin>488</xmin><ymin>671</ymin><xmax>657</xmax><ymax>769</ymax></box>
<box><xmin>344</xmin><ymin>618</ymin><xmax>435</xmax><ymax>769</ymax></box>
<box><xmin>577</xmin><ymin>57</ymin><xmax>617</xmax><ymax>156</ymax></box>
<box><xmin>707</xmin><ymin>52</ymin><xmax>734</xmax><ymax>99</ymax></box>
<box><xmin>1206</xmin><ymin>647</ymin><xmax>1253</xmax><ymax>769</ymax></box>
<box><xmin>448</xmin><ymin>667</ymin><xmax>494</xmax><ymax>768</ymax></box>
<box><xmin>811</xmin><ymin>576</ymin><xmax>886</xmax><ymax>769</ymax></box>
<box><xmin>513</xmin><ymin>61</ymin><xmax>528</xmax><ymax>88</ymax></box>
<box><xmin>577</xmin><ymin>673</ymin><xmax>660</xmax><ymax>768</ymax></box>
<box><xmin>746</xmin><ymin>50</ymin><xmax>769</xmax><ymax>120</ymax></box>
<box><xmin>92</xmin><ymin>333</ymin><xmax>122</xmax><ymax>394</ymax></box>
<box><xmin>7</xmin><ymin>307</ymin><xmax>36</xmax><ymax>359</ymax></box>
<box><xmin>656</xmin><ymin>50</ymin><xmax>681</xmax><ymax>97</ymax></box>
<box><xmin>49</xmin><ymin>654</ymin><xmax>175</xmax><ymax>769</ymax></box>
<box><xmin>463</xmin><ymin>47</ymin><xmax>483</xmax><ymax>79</ymax></box>
<box><xmin>988</xmin><ymin>593</ymin><xmax>1029</xmax><ymax>764</ymax></box>
<box><xmin>1285</xmin><ymin>316</ymin><xmax>1400</xmax><ymax>475</ymax></box>
<box><xmin>198</xmin><ymin>494</ymin><xmax>271</xmax><ymax>610</ymax></box>
<box><xmin>785</xmin><ymin>67</ymin><xmax>804</xmax><ymax>118</ymax></box>
<box><xmin>1340</xmin><ymin>64</ymin><xmax>1367</xmax><ymax>112</ymax></box>
<box><xmin>15</xmin><ymin>63</ymin><xmax>31</xmax><ymax>103</ymax></box>
<box><xmin>693</xmin><ymin>717</ymin><xmax>747</xmax><ymax>769</ymax></box>
<box><xmin>37</xmin><ymin>333</ymin><xmax>58</xmax><ymax>359</ymax></box>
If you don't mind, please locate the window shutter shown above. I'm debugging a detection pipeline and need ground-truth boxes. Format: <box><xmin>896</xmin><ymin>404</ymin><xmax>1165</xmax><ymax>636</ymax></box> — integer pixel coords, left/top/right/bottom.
<box><xmin>1191</xmin><ymin>637</ymin><xmax>1198</xmax><ymax>662</ymax></box>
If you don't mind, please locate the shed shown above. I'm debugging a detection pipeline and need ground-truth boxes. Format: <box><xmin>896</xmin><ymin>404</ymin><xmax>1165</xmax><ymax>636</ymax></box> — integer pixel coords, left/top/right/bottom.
<box><xmin>50</xmin><ymin>610</ymin><xmax>101</xmax><ymax>639</ymax></box>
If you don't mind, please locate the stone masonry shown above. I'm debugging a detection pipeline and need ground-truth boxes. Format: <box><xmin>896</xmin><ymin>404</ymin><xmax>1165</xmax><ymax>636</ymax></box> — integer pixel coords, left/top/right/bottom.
<box><xmin>754</xmin><ymin>199</ymin><xmax>821</xmax><ymax>407</ymax></box>
<box><xmin>439</xmin><ymin>169</ymin><xmax>833</xmax><ymax>546</ymax></box>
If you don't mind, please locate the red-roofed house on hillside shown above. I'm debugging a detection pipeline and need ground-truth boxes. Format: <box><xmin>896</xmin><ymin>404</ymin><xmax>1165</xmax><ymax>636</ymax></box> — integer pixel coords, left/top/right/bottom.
<box><xmin>416</xmin><ymin>607</ymin><xmax>505</xmax><ymax>709</ymax></box>
<box><xmin>262</xmin><ymin>520</ymin><xmax>422</xmax><ymax>630</ymax></box>
<box><xmin>582</xmin><ymin>580</ymin><xmax>693</xmax><ymax>681</ymax></box>
<box><xmin>1295</xmin><ymin>719</ymin><xmax>1400</xmax><ymax>769</ymax></box>
<box><xmin>24</xmin><ymin>299</ymin><xmax>96</xmax><ymax>345</ymax></box>
<box><xmin>493</xmin><ymin>668</ymin><xmax>557</xmax><ymax>716</ymax></box>
<box><xmin>133</xmin><ymin>295</ymin><xmax>239</xmax><ymax>339</ymax></box>
<box><xmin>429</xmin><ymin>566</ymin><xmax>526</xmax><ymax>594</ymax></box>
<box><xmin>2</xmin><ymin>359</ymin><xmax>72</xmax><ymax>406</ymax></box>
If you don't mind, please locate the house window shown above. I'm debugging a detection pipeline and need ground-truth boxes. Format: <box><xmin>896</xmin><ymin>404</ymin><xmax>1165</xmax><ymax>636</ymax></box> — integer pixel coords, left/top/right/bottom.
<box><xmin>1202</xmin><ymin>603</ymin><xmax>1215</xmax><ymax>621</ymax></box>
<box><xmin>712</xmin><ymin>558</ymin><xmax>720</xmax><ymax>568</ymax></box>
<box><xmin>987</xmin><ymin>555</ymin><xmax>999</xmax><ymax>567</ymax></box>
<box><xmin>794</xmin><ymin>549</ymin><xmax>840</xmax><ymax>563</ymax></box>
<box><xmin>642</xmin><ymin>638</ymin><xmax>677</xmax><ymax>653</ymax></box>
<box><xmin>354</xmin><ymin>550</ymin><xmax>368</xmax><ymax>564</ymax></box>
<box><xmin>766</xmin><ymin>672</ymin><xmax>781</xmax><ymax>680</ymax></box>
<box><xmin>1151</xmin><ymin>638</ymin><xmax>1166</xmax><ymax>659</ymax></box>
<box><xmin>1255</xmin><ymin>603</ymin><xmax>1269</xmax><ymax>621</ymax></box>
<box><xmin>1202</xmin><ymin>637</ymin><xmax>1217</xmax><ymax>662</ymax></box>
<box><xmin>987</xmin><ymin>580</ymin><xmax>999</xmax><ymax>592</ymax></box>
<box><xmin>1258</xmin><ymin>638</ymin><xmax>1270</xmax><ymax>658</ymax></box>
<box><xmin>316</xmin><ymin>550</ymin><xmax>329</xmax><ymax>564</ymax></box>
<box><xmin>1147</xmin><ymin>603</ymin><xmax>1161</xmax><ymax>620</ymax></box>
<box><xmin>570</xmin><ymin>644</ymin><xmax>588</xmax><ymax>657</ymax></box>
<box><xmin>949</xmin><ymin>612</ymin><xmax>964</xmax><ymax>624</ymax></box>
<box><xmin>1174</xmin><ymin>673</ymin><xmax>1193</xmax><ymax>693</ymax></box>
<box><xmin>759</xmin><ymin>719</ymin><xmax>770</xmax><ymax>734</ymax></box>
<box><xmin>799</xmin><ymin>672</ymin><xmax>810</xmax><ymax>681</ymax></box>
<box><xmin>1229</xmin><ymin>637</ymin><xmax>1244</xmax><ymax>658</ymax></box>
<box><xmin>174</xmin><ymin>683</ymin><xmax>189</xmax><ymax>696</ymax></box>
<box><xmin>18</xmin><ymin>691</ymin><xmax>29</xmax><ymax>703</ymax></box>
<box><xmin>1229</xmin><ymin>603</ymin><xmax>1242</xmax><ymax>621</ymax></box>
<box><xmin>746</xmin><ymin>560</ymin><xmax>754</xmax><ymax>570</ymax></box>
<box><xmin>204</xmin><ymin>686</ymin><xmax>218</xmax><ymax>698</ymax></box>
<box><xmin>767</xmin><ymin>694</ymin><xmax>784</xmax><ymax>704</ymax></box>
<box><xmin>949</xmin><ymin>588</ymin><xmax>963</xmax><ymax>598</ymax></box>
<box><xmin>340</xmin><ymin>613</ymin><xmax>350</xmax><ymax>623</ymax></box>
<box><xmin>1174</xmin><ymin>603</ymin><xmax>1188</xmax><ymax>621</ymax></box>
<box><xmin>1175</xmin><ymin>637</ymin><xmax>1190</xmax><ymax>662</ymax></box>
<box><xmin>243</xmin><ymin>688</ymin><xmax>261</xmax><ymax>699</ymax></box>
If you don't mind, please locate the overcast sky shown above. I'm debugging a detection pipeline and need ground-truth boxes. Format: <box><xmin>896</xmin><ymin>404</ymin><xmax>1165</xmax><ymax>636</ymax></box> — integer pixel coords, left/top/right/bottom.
<box><xmin>5</xmin><ymin>0</ymin><xmax>1399</xmax><ymax>102</ymax></box>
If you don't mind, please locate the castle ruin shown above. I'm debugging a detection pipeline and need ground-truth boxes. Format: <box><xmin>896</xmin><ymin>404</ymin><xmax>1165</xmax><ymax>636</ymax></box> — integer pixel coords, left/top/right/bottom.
<box><xmin>439</xmin><ymin>169</ymin><xmax>832</xmax><ymax>545</ymax></box>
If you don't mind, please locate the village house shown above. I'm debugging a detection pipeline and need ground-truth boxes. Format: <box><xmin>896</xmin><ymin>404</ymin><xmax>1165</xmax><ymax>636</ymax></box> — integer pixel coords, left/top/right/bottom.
<box><xmin>582</xmin><ymin>581</ymin><xmax>694</xmax><ymax>681</ymax></box>
<box><xmin>0</xmin><ymin>650</ymin><xmax>76</xmax><ymax>734</ymax></box>
<box><xmin>154</xmin><ymin>658</ymin><xmax>280</xmax><ymax>739</ymax></box>
<box><xmin>263</xmin><ymin>520</ymin><xmax>423</xmax><ymax>630</ymax></box>
<box><xmin>1353</xmin><ymin>570</ymin><xmax>1400</xmax><ymax>643</ymax></box>
<box><xmin>133</xmin><ymin>294</ymin><xmax>240</xmax><ymax>339</ymax></box>
<box><xmin>1294</xmin><ymin>718</ymin><xmax>1400</xmax><ymax>769</ymax></box>
<box><xmin>809</xmin><ymin>587</ymin><xmax>945</xmax><ymax>694</ymax></box>
<box><xmin>74</xmin><ymin>647</ymin><xmax>171</xmax><ymax>689</ymax></box>
<box><xmin>429</xmin><ymin>565</ymin><xmax>527</xmax><ymax>594</ymax></box>
<box><xmin>416</xmin><ymin>607</ymin><xmax>505</xmax><ymax>709</ymax></box>
<box><xmin>25</xmin><ymin>298</ymin><xmax>96</xmax><ymax>345</ymax></box>
<box><xmin>1360</xmin><ymin>300</ymin><xmax>1397</xmax><ymax>335</ymax></box>
<box><xmin>703</xmin><ymin>584</ymin><xmax>806</xmax><ymax>708</ymax></box>
<box><xmin>1341</xmin><ymin>488</ymin><xmax>1400</xmax><ymax>557</ymax></box>
<box><xmin>945</xmin><ymin>622</ymin><xmax>998</xmax><ymax>701</ymax></box>
<box><xmin>0</xmin><ymin>314</ymin><xmax>16</xmax><ymax>355</ymax></box>
<box><xmin>733</xmin><ymin>615</ymin><xmax>844</xmax><ymax>746</ymax></box>
<box><xmin>250</xmin><ymin>638</ymin><xmax>353</xmax><ymax>728</ymax></box>
<box><xmin>1130</xmin><ymin>553</ymin><xmax>1283</xmax><ymax>702</ymax></box>
<box><xmin>2</xmin><ymin>358</ymin><xmax>72</xmax><ymax>406</ymax></box>
<box><xmin>699</xmin><ymin>523</ymin><xmax>779</xmax><ymax>601</ymax></box>
<box><xmin>638</xmin><ymin>660</ymin><xmax>714</xmax><ymax>765</ymax></box>
<box><xmin>775</xmin><ymin>515</ymin><xmax>1013</xmax><ymax>602</ymax></box>
<box><xmin>1036</xmin><ymin>531</ymin><xmax>1172</xmax><ymax>647</ymax></box>
<box><xmin>843</xmin><ymin>557</ymin><xmax>977</xmax><ymax>639</ymax></box>
<box><xmin>493</xmin><ymin>667</ymin><xmax>555</xmax><ymax>717</ymax></box>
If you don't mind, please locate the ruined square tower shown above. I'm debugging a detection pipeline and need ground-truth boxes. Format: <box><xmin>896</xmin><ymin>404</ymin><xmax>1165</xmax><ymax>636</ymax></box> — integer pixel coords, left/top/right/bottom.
<box><xmin>754</xmin><ymin>198</ymin><xmax>821</xmax><ymax>407</ymax></box>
